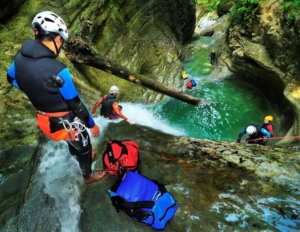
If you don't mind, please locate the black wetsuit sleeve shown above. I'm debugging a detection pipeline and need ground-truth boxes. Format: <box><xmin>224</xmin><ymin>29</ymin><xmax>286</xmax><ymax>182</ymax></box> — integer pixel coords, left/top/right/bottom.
<box><xmin>57</xmin><ymin>68</ymin><xmax>95</xmax><ymax>128</ymax></box>
<box><xmin>66</xmin><ymin>96</ymin><xmax>95</xmax><ymax>128</ymax></box>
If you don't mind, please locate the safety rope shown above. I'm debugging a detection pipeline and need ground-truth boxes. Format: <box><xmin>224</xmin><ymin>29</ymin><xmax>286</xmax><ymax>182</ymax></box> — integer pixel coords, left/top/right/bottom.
<box><xmin>61</xmin><ymin>117</ymin><xmax>88</xmax><ymax>144</ymax></box>
<box><xmin>243</xmin><ymin>135</ymin><xmax>300</xmax><ymax>143</ymax></box>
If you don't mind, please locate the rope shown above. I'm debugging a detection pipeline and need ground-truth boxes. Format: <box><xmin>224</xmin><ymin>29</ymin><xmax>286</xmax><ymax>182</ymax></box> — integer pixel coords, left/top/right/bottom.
<box><xmin>242</xmin><ymin>135</ymin><xmax>300</xmax><ymax>143</ymax></box>
<box><xmin>61</xmin><ymin>117</ymin><xmax>87</xmax><ymax>143</ymax></box>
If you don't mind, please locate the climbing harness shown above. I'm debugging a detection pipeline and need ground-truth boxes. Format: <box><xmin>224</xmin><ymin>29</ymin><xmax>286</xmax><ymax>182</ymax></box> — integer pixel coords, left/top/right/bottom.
<box><xmin>61</xmin><ymin>117</ymin><xmax>88</xmax><ymax>145</ymax></box>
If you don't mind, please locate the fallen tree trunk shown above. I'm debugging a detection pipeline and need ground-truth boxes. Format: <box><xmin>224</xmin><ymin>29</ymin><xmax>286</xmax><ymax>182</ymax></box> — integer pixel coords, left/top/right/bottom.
<box><xmin>64</xmin><ymin>35</ymin><xmax>202</xmax><ymax>105</ymax></box>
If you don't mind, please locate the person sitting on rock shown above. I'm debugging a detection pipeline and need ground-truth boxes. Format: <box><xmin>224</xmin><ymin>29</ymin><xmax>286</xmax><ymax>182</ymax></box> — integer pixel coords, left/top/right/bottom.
<box><xmin>237</xmin><ymin>124</ymin><xmax>271</xmax><ymax>145</ymax></box>
<box><xmin>91</xmin><ymin>86</ymin><xmax>134</xmax><ymax>125</ymax></box>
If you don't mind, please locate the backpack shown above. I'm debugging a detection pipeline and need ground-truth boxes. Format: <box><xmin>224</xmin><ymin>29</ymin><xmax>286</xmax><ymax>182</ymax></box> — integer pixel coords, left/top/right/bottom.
<box><xmin>186</xmin><ymin>80</ymin><xmax>193</xmax><ymax>89</ymax></box>
<box><xmin>190</xmin><ymin>79</ymin><xmax>197</xmax><ymax>87</ymax></box>
<box><xmin>108</xmin><ymin>171</ymin><xmax>178</xmax><ymax>230</ymax></box>
<box><xmin>186</xmin><ymin>80</ymin><xmax>197</xmax><ymax>89</ymax></box>
<box><xmin>102</xmin><ymin>140</ymin><xmax>139</xmax><ymax>176</ymax></box>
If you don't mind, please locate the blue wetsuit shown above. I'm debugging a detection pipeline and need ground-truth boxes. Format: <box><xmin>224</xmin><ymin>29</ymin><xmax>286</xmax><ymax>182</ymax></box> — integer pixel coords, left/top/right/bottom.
<box><xmin>7</xmin><ymin>39</ymin><xmax>95</xmax><ymax>177</ymax></box>
<box><xmin>237</xmin><ymin>124</ymin><xmax>271</xmax><ymax>145</ymax></box>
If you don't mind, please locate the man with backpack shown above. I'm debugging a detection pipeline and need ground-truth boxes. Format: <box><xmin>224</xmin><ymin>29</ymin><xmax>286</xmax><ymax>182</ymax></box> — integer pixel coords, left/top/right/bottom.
<box><xmin>91</xmin><ymin>86</ymin><xmax>134</xmax><ymax>124</ymax></box>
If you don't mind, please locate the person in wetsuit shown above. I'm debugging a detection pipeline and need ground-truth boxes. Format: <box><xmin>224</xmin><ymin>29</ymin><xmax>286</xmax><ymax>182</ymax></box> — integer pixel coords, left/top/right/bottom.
<box><xmin>6</xmin><ymin>11</ymin><xmax>107</xmax><ymax>184</ymax></box>
<box><xmin>91</xmin><ymin>86</ymin><xmax>134</xmax><ymax>124</ymax></box>
<box><xmin>209</xmin><ymin>49</ymin><xmax>217</xmax><ymax>65</ymax></box>
<box><xmin>262</xmin><ymin>115</ymin><xmax>274</xmax><ymax>137</ymax></box>
<box><xmin>237</xmin><ymin>124</ymin><xmax>271</xmax><ymax>145</ymax></box>
<box><xmin>108</xmin><ymin>105</ymin><xmax>123</xmax><ymax>120</ymax></box>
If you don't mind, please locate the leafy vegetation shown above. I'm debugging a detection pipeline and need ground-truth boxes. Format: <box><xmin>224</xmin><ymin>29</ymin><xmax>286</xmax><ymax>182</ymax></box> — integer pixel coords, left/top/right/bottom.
<box><xmin>230</xmin><ymin>0</ymin><xmax>263</xmax><ymax>26</ymax></box>
<box><xmin>282</xmin><ymin>0</ymin><xmax>300</xmax><ymax>26</ymax></box>
<box><xmin>195</xmin><ymin>0</ymin><xmax>219</xmax><ymax>12</ymax></box>
<box><xmin>229</xmin><ymin>0</ymin><xmax>300</xmax><ymax>27</ymax></box>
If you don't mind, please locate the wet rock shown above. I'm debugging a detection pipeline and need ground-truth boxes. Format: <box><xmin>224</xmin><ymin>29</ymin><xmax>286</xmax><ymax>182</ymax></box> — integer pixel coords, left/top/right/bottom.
<box><xmin>0</xmin><ymin>121</ymin><xmax>299</xmax><ymax>231</ymax></box>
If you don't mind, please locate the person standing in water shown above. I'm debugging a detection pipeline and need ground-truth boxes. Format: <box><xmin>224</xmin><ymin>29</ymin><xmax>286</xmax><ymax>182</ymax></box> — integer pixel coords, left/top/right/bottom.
<box><xmin>7</xmin><ymin>11</ymin><xmax>107</xmax><ymax>184</ymax></box>
<box><xmin>209</xmin><ymin>49</ymin><xmax>217</xmax><ymax>65</ymax></box>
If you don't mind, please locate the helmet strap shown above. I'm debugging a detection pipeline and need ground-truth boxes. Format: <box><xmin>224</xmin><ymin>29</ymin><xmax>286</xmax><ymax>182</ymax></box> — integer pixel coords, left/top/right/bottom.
<box><xmin>50</xmin><ymin>34</ymin><xmax>63</xmax><ymax>57</ymax></box>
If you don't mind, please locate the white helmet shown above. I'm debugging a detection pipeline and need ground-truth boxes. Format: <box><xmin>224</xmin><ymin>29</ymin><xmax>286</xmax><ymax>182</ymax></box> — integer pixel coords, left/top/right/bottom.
<box><xmin>246</xmin><ymin>125</ymin><xmax>256</xmax><ymax>135</ymax></box>
<box><xmin>109</xmin><ymin>85</ymin><xmax>120</xmax><ymax>94</ymax></box>
<box><xmin>32</xmin><ymin>11</ymin><xmax>69</xmax><ymax>40</ymax></box>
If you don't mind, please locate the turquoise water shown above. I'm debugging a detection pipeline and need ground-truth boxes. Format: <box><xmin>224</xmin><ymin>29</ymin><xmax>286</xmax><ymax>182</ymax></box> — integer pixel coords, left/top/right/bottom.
<box><xmin>153</xmin><ymin>37</ymin><xmax>275</xmax><ymax>142</ymax></box>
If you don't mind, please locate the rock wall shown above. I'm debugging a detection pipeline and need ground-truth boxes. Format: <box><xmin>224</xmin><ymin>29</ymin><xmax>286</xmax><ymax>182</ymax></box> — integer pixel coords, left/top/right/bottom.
<box><xmin>216</xmin><ymin>0</ymin><xmax>300</xmax><ymax>141</ymax></box>
<box><xmin>0</xmin><ymin>0</ymin><xmax>195</xmax><ymax>149</ymax></box>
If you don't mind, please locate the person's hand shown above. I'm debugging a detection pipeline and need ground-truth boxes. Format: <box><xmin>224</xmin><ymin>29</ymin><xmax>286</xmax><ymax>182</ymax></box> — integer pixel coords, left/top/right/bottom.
<box><xmin>92</xmin><ymin>112</ymin><xmax>96</xmax><ymax>117</ymax></box>
<box><xmin>126</xmin><ymin>119</ymin><xmax>134</xmax><ymax>125</ymax></box>
<box><xmin>90</xmin><ymin>124</ymin><xmax>100</xmax><ymax>137</ymax></box>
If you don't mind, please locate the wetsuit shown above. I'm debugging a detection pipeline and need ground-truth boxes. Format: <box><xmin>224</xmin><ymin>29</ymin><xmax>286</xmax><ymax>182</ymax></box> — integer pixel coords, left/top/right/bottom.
<box><xmin>7</xmin><ymin>39</ymin><xmax>95</xmax><ymax>178</ymax></box>
<box><xmin>237</xmin><ymin>124</ymin><xmax>271</xmax><ymax>145</ymax></box>
<box><xmin>209</xmin><ymin>52</ymin><xmax>216</xmax><ymax>65</ymax></box>
<box><xmin>262</xmin><ymin>123</ymin><xmax>274</xmax><ymax>137</ymax></box>
<box><xmin>92</xmin><ymin>94</ymin><xmax>127</xmax><ymax>120</ymax></box>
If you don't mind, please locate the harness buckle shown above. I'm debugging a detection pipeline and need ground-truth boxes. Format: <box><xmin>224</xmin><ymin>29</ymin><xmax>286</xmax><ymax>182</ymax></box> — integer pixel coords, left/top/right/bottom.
<box><xmin>37</xmin><ymin>110</ymin><xmax>46</xmax><ymax>115</ymax></box>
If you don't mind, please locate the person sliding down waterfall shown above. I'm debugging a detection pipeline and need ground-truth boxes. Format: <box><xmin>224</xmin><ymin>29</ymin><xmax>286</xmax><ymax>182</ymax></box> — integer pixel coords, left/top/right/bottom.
<box><xmin>6</xmin><ymin>11</ymin><xmax>107</xmax><ymax>184</ymax></box>
<box><xmin>237</xmin><ymin>124</ymin><xmax>271</xmax><ymax>145</ymax></box>
<box><xmin>91</xmin><ymin>86</ymin><xmax>134</xmax><ymax>125</ymax></box>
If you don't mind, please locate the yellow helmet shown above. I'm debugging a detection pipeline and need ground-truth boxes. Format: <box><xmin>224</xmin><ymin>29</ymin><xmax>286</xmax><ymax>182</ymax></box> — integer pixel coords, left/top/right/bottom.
<box><xmin>212</xmin><ymin>49</ymin><xmax>215</xmax><ymax>53</ymax></box>
<box><xmin>264</xmin><ymin>116</ymin><xmax>273</xmax><ymax>121</ymax></box>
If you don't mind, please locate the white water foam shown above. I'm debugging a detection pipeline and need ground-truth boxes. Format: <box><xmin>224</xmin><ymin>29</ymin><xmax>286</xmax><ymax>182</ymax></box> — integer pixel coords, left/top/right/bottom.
<box><xmin>91</xmin><ymin>102</ymin><xmax>185</xmax><ymax>136</ymax></box>
<box><xmin>38</xmin><ymin>141</ymin><xmax>84</xmax><ymax>232</ymax></box>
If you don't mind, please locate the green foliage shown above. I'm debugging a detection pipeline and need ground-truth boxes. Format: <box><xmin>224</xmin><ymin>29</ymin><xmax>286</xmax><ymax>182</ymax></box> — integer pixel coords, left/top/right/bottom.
<box><xmin>195</xmin><ymin>0</ymin><xmax>219</xmax><ymax>12</ymax></box>
<box><xmin>282</xmin><ymin>1</ymin><xmax>300</xmax><ymax>26</ymax></box>
<box><xmin>74</xmin><ymin>28</ymin><xmax>80</xmax><ymax>35</ymax></box>
<box><xmin>230</xmin><ymin>0</ymin><xmax>263</xmax><ymax>26</ymax></box>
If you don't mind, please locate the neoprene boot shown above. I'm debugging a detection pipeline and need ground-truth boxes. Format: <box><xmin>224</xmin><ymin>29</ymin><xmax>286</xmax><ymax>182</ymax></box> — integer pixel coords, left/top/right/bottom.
<box><xmin>84</xmin><ymin>169</ymin><xmax>108</xmax><ymax>184</ymax></box>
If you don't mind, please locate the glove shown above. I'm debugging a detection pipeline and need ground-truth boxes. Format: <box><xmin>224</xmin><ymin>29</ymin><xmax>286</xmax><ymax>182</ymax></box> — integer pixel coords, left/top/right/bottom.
<box><xmin>90</xmin><ymin>124</ymin><xmax>100</xmax><ymax>137</ymax></box>
<box><xmin>237</xmin><ymin>139</ymin><xmax>241</xmax><ymax>143</ymax></box>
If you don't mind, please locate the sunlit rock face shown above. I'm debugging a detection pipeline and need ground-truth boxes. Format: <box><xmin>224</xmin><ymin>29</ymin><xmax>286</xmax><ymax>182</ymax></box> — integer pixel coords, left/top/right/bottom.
<box><xmin>196</xmin><ymin>0</ymin><xmax>300</xmax><ymax>140</ymax></box>
<box><xmin>226</xmin><ymin>0</ymin><xmax>300</xmax><ymax>140</ymax></box>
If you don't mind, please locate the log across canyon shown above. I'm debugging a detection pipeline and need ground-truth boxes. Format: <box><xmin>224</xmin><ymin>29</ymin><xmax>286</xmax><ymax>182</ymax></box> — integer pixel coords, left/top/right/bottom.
<box><xmin>64</xmin><ymin>35</ymin><xmax>202</xmax><ymax>106</ymax></box>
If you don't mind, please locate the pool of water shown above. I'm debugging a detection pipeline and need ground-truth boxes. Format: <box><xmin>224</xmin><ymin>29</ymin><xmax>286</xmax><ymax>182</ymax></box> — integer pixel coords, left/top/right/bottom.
<box><xmin>153</xmin><ymin>37</ymin><xmax>275</xmax><ymax>142</ymax></box>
